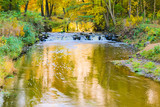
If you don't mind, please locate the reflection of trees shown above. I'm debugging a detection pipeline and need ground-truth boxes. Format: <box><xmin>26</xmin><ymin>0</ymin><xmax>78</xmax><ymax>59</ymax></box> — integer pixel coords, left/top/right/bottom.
<box><xmin>91</xmin><ymin>44</ymin><xmax>160</xmax><ymax>106</ymax></box>
<box><xmin>51</xmin><ymin>46</ymin><xmax>77</xmax><ymax>97</ymax></box>
<box><xmin>2</xmin><ymin>43</ymin><xmax>160</xmax><ymax>107</ymax></box>
<box><xmin>146</xmin><ymin>81</ymin><xmax>160</xmax><ymax>107</ymax></box>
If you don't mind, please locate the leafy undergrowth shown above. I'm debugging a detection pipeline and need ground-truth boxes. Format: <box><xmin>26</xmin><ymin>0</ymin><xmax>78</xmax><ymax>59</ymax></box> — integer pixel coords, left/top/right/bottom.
<box><xmin>122</xmin><ymin>18</ymin><xmax>160</xmax><ymax>50</ymax></box>
<box><xmin>0</xmin><ymin>11</ymin><xmax>59</xmax><ymax>86</ymax></box>
<box><xmin>140</xmin><ymin>45</ymin><xmax>160</xmax><ymax>62</ymax></box>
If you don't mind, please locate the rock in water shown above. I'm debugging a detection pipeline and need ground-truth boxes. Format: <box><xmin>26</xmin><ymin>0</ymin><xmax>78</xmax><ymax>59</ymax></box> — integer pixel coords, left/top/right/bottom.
<box><xmin>98</xmin><ymin>36</ymin><xmax>101</xmax><ymax>40</ymax></box>
<box><xmin>112</xmin><ymin>35</ymin><xmax>117</xmax><ymax>41</ymax></box>
<box><xmin>105</xmin><ymin>35</ymin><xmax>109</xmax><ymax>40</ymax></box>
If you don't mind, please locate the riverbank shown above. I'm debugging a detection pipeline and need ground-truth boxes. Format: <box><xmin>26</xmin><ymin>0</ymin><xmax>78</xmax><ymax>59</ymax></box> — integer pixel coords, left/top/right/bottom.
<box><xmin>114</xmin><ymin>22</ymin><xmax>160</xmax><ymax>81</ymax></box>
<box><xmin>112</xmin><ymin>58</ymin><xmax>160</xmax><ymax>81</ymax></box>
<box><xmin>0</xmin><ymin>11</ymin><xmax>51</xmax><ymax>87</ymax></box>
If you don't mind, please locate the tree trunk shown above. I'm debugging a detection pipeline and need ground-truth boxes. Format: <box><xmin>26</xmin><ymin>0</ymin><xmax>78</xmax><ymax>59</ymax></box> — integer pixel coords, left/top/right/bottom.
<box><xmin>9</xmin><ymin>0</ymin><xmax>12</xmax><ymax>10</ymax></box>
<box><xmin>129</xmin><ymin>0</ymin><xmax>131</xmax><ymax>17</ymax></box>
<box><xmin>121</xmin><ymin>0</ymin><xmax>123</xmax><ymax>16</ymax></box>
<box><xmin>104</xmin><ymin>0</ymin><xmax>116</xmax><ymax>25</ymax></box>
<box><xmin>41</xmin><ymin>0</ymin><xmax>44</xmax><ymax>16</ymax></box>
<box><xmin>143</xmin><ymin>0</ymin><xmax>146</xmax><ymax>20</ymax></box>
<box><xmin>137</xmin><ymin>0</ymin><xmax>139</xmax><ymax>16</ymax></box>
<box><xmin>153</xmin><ymin>0</ymin><xmax>156</xmax><ymax>20</ymax></box>
<box><xmin>103</xmin><ymin>12</ymin><xmax>109</xmax><ymax>29</ymax></box>
<box><xmin>49</xmin><ymin>4</ymin><xmax>54</xmax><ymax>17</ymax></box>
<box><xmin>140</xmin><ymin>0</ymin><xmax>143</xmax><ymax>15</ymax></box>
<box><xmin>25</xmin><ymin>0</ymin><xmax>29</xmax><ymax>13</ymax></box>
<box><xmin>53</xmin><ymin>6</ymin><xmax>56</xmax><ymax>16</ymax></box>
<box><xmin>63</xmin><ymin>8</ymin><xmax>66</xmax><ymax>15</ymax></box>
<box><xmin>46</xmin><ymin>0</ymin><xmax>49</xmax><ymax>17</ymax></box>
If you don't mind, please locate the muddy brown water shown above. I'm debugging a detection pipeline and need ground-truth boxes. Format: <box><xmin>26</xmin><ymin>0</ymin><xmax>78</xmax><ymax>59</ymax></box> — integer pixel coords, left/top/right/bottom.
<box><xmin>0</xmin><ymin>35</ymin><xmax>160</xmax><ymax>107</ymax></box>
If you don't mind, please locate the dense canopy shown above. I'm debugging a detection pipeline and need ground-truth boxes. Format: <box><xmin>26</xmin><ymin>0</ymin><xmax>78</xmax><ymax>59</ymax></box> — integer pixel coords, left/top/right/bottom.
<box><xmin>0</xmin><ymin>0</ymin><xmax>159</xmax><ymax>32</ymax></box>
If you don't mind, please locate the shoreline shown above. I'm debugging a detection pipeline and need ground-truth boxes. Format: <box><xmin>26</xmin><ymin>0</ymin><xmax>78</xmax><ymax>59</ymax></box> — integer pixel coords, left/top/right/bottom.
<box><xmin>0</xmin><ymin>33</ymin><xmax>49</xmax><ymax>88</ymax></box>
<box><xmin>112</xmin><ymin>58</ymin><xmax>160</xmax><ymax>82</ymax></box>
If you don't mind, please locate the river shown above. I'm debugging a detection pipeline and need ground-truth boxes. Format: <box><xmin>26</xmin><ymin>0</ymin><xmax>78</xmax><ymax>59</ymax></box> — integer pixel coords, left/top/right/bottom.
<box><xmin>0</xmin><ymin>33</ymin><xmax>160</xmax><ymax>107</ymax></box>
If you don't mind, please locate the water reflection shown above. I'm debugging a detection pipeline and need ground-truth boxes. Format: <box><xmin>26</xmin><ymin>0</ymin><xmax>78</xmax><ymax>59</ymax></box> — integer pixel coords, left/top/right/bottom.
<box><xmin>1</xmin><ymin>41</ymin><xmax>160</xmax><ymax>107</ymax></box>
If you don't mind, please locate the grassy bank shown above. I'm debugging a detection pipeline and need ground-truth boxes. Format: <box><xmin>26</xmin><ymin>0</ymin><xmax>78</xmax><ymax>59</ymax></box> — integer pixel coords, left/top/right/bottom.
<box><xmin>114</xmin><ymin>17</ymin><xmax>160</xmax><ymax>81</ymax></box>
<box><xmin>0</xmin><ymin>11</ymin><xmax>55</xmax><ymax>86</ymax></box>
<box><xmin>113</xmin><ymin>59</ymin><xmax>160</xmax><ymax>81</ymax></box>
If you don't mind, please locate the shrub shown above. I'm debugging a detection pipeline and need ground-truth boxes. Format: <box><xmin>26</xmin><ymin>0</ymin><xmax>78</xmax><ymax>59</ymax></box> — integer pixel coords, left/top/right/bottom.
<box><xmin>125</xmin><ymin>15</ymin><xmax>143</xmax><ymax>27</ymax></box>
<box><xmin>0</xmin><ymin>36</ymin><xmax>23</xmax><ymax>59</ymax></box>
<box><xmin>22</xmin><ymin>24</ymin><xmax>36</xmax><ymax>45</ymax></box>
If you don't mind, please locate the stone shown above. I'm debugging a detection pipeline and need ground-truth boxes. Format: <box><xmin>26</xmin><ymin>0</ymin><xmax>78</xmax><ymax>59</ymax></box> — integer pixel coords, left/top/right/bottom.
<box><xmin>112</xmin><ymin>36</ymin><xmax>118</xmax><ymax>41</ymax></box>
<box><xmin>98</xmin><ymin>36</ymin><xmax>101</xmax><ymax>40</ymax></box>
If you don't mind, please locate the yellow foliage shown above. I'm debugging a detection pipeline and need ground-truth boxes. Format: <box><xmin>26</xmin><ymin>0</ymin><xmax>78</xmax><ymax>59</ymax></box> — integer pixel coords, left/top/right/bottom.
<box><xmin>148</xmin><ymin>13</ymin><xmax>153</xmax><ymax>18</ymax></box>
<box><xmin>148</xmin><ymin>29</ymin><xmax>155</xmax><ymax>35</ymax></box>
<box><xmin>125</xmin><ymin>20</ymin><xmax>130</xmax><ymax>27</ymax></box>
<box><xmin>130</xmin><ymin>15</ymin><xmax>143</xmax><ymax>27</ymax></box>
<box><xmin>20</xmin><ymin>26</ymin><xmax>25</xmax><ymax>36</ymax></box>
<box><xmin>0</xmin><ymin>37</ymin><xmax>6</xmax><ymax>47</ymax></box>
<box><xmin>0</xmin><ymin>18</ymin><xmax>25</xmax><ymax>37</ymax></box>
<box><xmin>145</xmin><ymin>26</ymin><xmax>150</xmax><ymax>32</ymax></box>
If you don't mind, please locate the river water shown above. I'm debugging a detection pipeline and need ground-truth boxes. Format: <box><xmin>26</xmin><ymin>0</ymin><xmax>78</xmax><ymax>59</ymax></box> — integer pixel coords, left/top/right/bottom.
<box><xmin>1</xmin><ymin>34</ymin><xmax>160</xmax><ymax>107</ymax></box>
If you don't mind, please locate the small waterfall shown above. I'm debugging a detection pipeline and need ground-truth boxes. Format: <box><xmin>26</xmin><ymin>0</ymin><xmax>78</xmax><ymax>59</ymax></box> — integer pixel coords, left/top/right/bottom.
<box><xmin>45</xmin><ymin>32</ymin><xmax>120</xmax><ymax>42</ymax></box>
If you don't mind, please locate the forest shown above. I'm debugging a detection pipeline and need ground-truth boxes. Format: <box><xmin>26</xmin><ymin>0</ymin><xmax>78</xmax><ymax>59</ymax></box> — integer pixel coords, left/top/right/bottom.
<box><xmin>1</xmin><ymin>0</ymin><xmax>160</xmax><ymax>106</ymax></box>
<box><xmin>0</xmin><ymin>0</ymin><xmax>159</xmax><ymax>81</ymax></box>
<box><xmin>0</xmin><ymin>0</ymin><xmax>160</xmax><ymax>32</ymax></box>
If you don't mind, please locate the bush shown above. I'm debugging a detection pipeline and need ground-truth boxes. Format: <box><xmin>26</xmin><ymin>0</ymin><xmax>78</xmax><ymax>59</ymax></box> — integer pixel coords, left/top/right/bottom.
<box><xmin>125</xmin><ymin>15</ymin><xmax>143</xmax><ymax>28</ymax></box>
<box><xmin>22</xmin><ymin>24</ymin><xmax>36</xmax><ymax>45</ymax></box>
<box><xmin>0</xmin><ymin>36</ymin><xmax>23</xmax><ymax>59</ymax></box>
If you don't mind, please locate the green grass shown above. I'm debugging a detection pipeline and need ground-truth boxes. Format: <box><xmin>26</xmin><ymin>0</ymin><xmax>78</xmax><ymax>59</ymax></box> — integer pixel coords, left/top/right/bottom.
<box><xmin>123</xmin><ymin>23</ymin><xmax>160</xmax><ymax>49</ymax></box>
<box><xmin>140</xmin><ymin>45</ymin><xmax>160</xmax><ymax>61</ymax></box>
<box><xmin>143</xmin><ymin>62</ymin><xmax>156</xmax><ymax>69</ymax></box>
<box><xmin>132</xmin><ymin>62</ymin><xmax>140</xmax><ymax>68</ymax></box>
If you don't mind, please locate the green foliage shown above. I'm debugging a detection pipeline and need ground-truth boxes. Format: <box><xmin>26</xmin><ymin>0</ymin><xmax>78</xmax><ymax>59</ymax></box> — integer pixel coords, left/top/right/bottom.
<box><xmin>134</xmin><ymin>68</ymin><xmax>143</xmax><ymax>73</ymax></box>
<box><xmin>140</xmin><ymin>46</ymin><xmax>160</xmax><ymax>61</ymax></box>
<box><xmin>24</xmin><ymin>11</ymin><xmax>45</xmax><ymax>33</ymax></box>
<box><xmin>154</xmin><ymin>67</ymin><xmax>160</xmax><ymax>76</ymax></box>
<box><xmin>22</xmin><ymin>24</ymin><xmax>36</xmax><ymax>45</ymax></box>
<box><xmin>0</xmin><ymin>36</ymin><xmax>23</xmax><ymax>59</ymax></box>
<box><xmin>66</xmin><ymin>3</ymin><xmax>91</xmax><ymax>12</ymax></box>
<box><xmin>154</xmin><ymin>45</ymin><xmax>160</xmax><ymax>54</ymax></box>
<box><xmin>143</xmin><ymin>62</ymin><xmax>156</xmax><ymax>70</ymax></box>
<box><xmin>132</xmin><ymin>62</ymin><xmax>140</xmax><ymax>68</ymax></box>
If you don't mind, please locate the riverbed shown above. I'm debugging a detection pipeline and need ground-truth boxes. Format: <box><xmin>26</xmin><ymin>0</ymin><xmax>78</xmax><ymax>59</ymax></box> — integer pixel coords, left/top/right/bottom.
<box><xmin>0</xmin><ymin>33</ymin><xmax>160</xmax><ymax>107</ymax></box>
